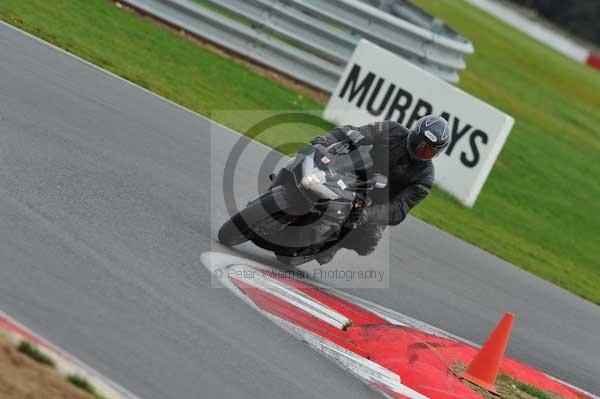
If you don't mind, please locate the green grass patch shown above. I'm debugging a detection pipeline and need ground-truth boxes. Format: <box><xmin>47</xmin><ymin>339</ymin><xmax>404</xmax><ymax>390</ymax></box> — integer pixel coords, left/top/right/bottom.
<box><xmin>17</xmin><ymin>341</ymin><xmax>55</xmax><ymax>367</ymax></box>
<box><xmin>409</xmin><ymin>0</ymin><xmax>600</xmax><ymax>304</ymax></box>
<box><xmin>67</xmin><ymin>375</ymin><xmax>108</xmax><ymax>399</ymax></box>
<box><xmin>0</xmin><ymin>0</ymin><xmax>598</xmax><ymax>303</ymax></box>
<box><xmin>454</xmin><ymin>363</ymin><xmax>564</xmax><ymax>399</ymax></box>
<box><xmin>516</xmin><ymin>382</ymin><xmax>554</xmax><ymax>399</ymax></box>
<box><xmin>492</xmin><ymin>375</ymin><xmax>562</xmax><ymax>399</ymax></box>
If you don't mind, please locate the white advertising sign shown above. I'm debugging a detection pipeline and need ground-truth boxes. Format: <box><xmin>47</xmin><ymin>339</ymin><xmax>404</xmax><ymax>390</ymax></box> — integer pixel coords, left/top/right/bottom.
<box><xmin>324</xmin><ymin>40</ymin><xmax>514</xmax><ymax>207</ymax></box>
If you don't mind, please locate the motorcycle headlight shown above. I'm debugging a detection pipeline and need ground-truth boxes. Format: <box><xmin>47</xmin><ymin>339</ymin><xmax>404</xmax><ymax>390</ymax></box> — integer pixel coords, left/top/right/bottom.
<box><xmin>301</xmin><ymin>170</ymin><xmax>326</xmax><ymax>187</ymax></box>
<box><xmin>301</xmin><ymin>154</ymin><xmax>325</xmax><ymax>188</ymax></box>
<box><xmin>299</xmin><ymin>157</ymin><xmax>339</xmax><ymax>200</ymax></box>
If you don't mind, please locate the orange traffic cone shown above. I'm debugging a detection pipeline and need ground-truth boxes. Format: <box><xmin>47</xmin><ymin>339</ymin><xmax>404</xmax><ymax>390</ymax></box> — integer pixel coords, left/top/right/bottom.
<box><xmin>462</xmin><ymin>312</ymin><xmax>515</xmax><ymax>393</ymax></box>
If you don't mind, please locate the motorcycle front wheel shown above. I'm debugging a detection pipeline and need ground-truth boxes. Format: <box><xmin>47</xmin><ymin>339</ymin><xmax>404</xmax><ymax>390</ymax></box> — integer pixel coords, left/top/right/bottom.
<box><xmin>218</xmin><ymin>188</ymin><xmax>291</xmax><ymax>246</ymax></box>
<box><xmin>218</xmin><ymin>211</ymin><xmax>253</xmax><ymax>246</ymax></box>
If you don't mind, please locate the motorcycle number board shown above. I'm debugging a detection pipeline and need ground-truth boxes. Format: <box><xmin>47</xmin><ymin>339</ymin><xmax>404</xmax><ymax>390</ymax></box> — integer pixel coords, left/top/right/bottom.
<box><xmin>324</xmin><ymin>39</ymin><xmax>514</xmax><ymax>207</ymax></box>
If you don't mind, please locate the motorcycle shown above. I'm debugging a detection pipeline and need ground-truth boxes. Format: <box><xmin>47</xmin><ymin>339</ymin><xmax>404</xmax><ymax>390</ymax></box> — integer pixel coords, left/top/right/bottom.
<box><xmin>218</xmin><ymin>132</ymin><xmax>387</xmax><ymax>266</ymax></box>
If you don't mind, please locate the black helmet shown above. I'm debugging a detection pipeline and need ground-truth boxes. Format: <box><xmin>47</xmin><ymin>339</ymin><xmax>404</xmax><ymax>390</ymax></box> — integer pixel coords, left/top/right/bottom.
<box><xmin>407</xmin><ymin>115</ymin><xmax>450</xmax><ymax>160</ymax></box>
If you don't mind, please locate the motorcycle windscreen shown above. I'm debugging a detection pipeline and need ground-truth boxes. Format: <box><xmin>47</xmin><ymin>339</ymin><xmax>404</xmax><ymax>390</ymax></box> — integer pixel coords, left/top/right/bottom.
<box><xmin>327</xmin><ymin>146</ymin><xmax>373</xmax><ymax>177</ymax></box>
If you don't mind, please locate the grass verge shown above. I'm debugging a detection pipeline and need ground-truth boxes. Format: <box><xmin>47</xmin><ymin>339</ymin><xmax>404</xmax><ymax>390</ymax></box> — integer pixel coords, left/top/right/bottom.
<box><xmin>17</xmin><ymin>341</ymin><xmax>56</xmax><ymax>368</ymax></box>
<box><xmin>68</xmin><ymin>375</ymin><xmax>108</xmax><ymax>399</ymax></box>
<box><xmin>17</xmin><ymin>342</ymin><xmax>108</xmax><ymax>398</ymax></box>
<box><xmin>0</xmin><ymin>334</ymin><xmax>93</xmax><ymax>399</ymax></box>
<box><xmin>454</xmin><ymin>363</ymin><xmax>565</xmax><ymax>399</ymax></box>
<box><xmin>472</xmin><ymin>374</ymin><xmax>564</xmax><ymax>399</ymax></box>
<box><xmin>0</xmin><ymin>0</ymin><xmax>598</xmax><ymax>303</ymax></box>
<box><xmin>410</xmin><ymin>0</ymin><xmax>600</xmax><ymax>303</ymax></box>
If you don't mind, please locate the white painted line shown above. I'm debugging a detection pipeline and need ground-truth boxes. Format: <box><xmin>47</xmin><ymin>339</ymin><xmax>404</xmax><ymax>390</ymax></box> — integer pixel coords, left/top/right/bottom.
<box><xmin>327</xmin><ymin>289</ymin><xmax>469</xmax><ymax>342</ymax></box>
<box><xmin>227</xmin><ymin>264</ymin><xmax>351</xmax><ymax>329</ymax></box>
<box><xmin>279</xmin><ymin>316</ymin><xmax>430</xmax><ymax>399</ymax></box>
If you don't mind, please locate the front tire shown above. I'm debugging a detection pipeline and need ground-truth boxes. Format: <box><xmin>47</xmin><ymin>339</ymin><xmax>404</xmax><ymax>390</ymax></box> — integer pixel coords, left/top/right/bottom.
<box><xmin>218</xmin><ymin>212</ymin><xmax>251</xmax><ymax>246</ymax></box>
<box><xmin>218</xmin><ymin>187</ymin><xmax>293</xmax><ymax>247</ymax></box>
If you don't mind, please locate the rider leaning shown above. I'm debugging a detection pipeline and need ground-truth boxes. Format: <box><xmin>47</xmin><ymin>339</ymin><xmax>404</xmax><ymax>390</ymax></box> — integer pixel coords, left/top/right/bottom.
<box><xmin>311</xmin><ymin>115</ymin><xmax>450</xmax><ymax>264</ymax></box>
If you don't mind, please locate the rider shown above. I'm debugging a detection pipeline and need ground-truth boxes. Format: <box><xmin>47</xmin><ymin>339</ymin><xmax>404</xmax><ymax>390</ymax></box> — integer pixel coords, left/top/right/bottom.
<box><xmin>310</xmin><ymin>115</ymin><xmax>450</xmax><ymax>264</ymax></box>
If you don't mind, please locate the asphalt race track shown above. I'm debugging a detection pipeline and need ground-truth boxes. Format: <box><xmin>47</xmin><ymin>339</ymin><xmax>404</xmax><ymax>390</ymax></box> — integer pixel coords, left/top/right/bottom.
<box><xmin>0</xmin><ymin>22</ymin><xmax>599</xmax><ymax>398</ymax></box>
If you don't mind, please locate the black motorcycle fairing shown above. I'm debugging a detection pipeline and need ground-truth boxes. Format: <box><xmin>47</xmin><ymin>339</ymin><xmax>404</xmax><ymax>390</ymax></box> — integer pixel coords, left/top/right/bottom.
<box><xmin>219</xmin><ymin>140</ymin><xmax>385</xmax><ymax>265</ymax></box>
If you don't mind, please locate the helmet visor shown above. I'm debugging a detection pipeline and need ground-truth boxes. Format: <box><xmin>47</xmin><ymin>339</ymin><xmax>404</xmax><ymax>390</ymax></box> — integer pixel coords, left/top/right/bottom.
<box><xmin>413</xmin><ymin>141</ymin><xmax>437</xmax><ymax>160</ymax></box>
<box><xmin>409</xmin><ymin>131</ymin><xmax>448</xmax><ymax>160</ymax></box>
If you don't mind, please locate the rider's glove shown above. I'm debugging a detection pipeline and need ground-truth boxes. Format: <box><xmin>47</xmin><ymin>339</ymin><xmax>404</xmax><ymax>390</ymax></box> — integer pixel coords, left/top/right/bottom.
<box><xmin>310</xmin><ymin>136</ymin><xmax>334</xmax><ymax>147</ymax></box>
<box><xmin>345</xmin><ymin>129</ymin><xmax>365</xmax><ymax>145</ymax></box>
<box><xmin>311</xmin><ymin>128</ymin><xmax>364</xmax><ymax>148</ymax></box>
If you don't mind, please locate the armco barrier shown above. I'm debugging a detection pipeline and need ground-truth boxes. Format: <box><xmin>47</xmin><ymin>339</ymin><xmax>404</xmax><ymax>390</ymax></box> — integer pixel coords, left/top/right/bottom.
<box><xmin>120</xmin><ymin>0</ymin><xmax>473</xmax><ymax>90</ymax></box>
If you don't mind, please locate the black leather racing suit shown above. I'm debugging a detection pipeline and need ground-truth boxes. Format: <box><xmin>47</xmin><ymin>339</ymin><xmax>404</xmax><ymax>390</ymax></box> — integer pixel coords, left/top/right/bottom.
<box><xmin>319</xmin><ymin>120</ymin><xmax>435</xmax><ymax>256</ymax></box>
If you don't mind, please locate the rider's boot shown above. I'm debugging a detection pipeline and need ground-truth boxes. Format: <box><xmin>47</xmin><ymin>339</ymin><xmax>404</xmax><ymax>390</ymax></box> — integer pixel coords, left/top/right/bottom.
<box><xmin>315</xmin><ymin>247</ymin><xmax>338</xmax><ymax>265</ymax></box>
